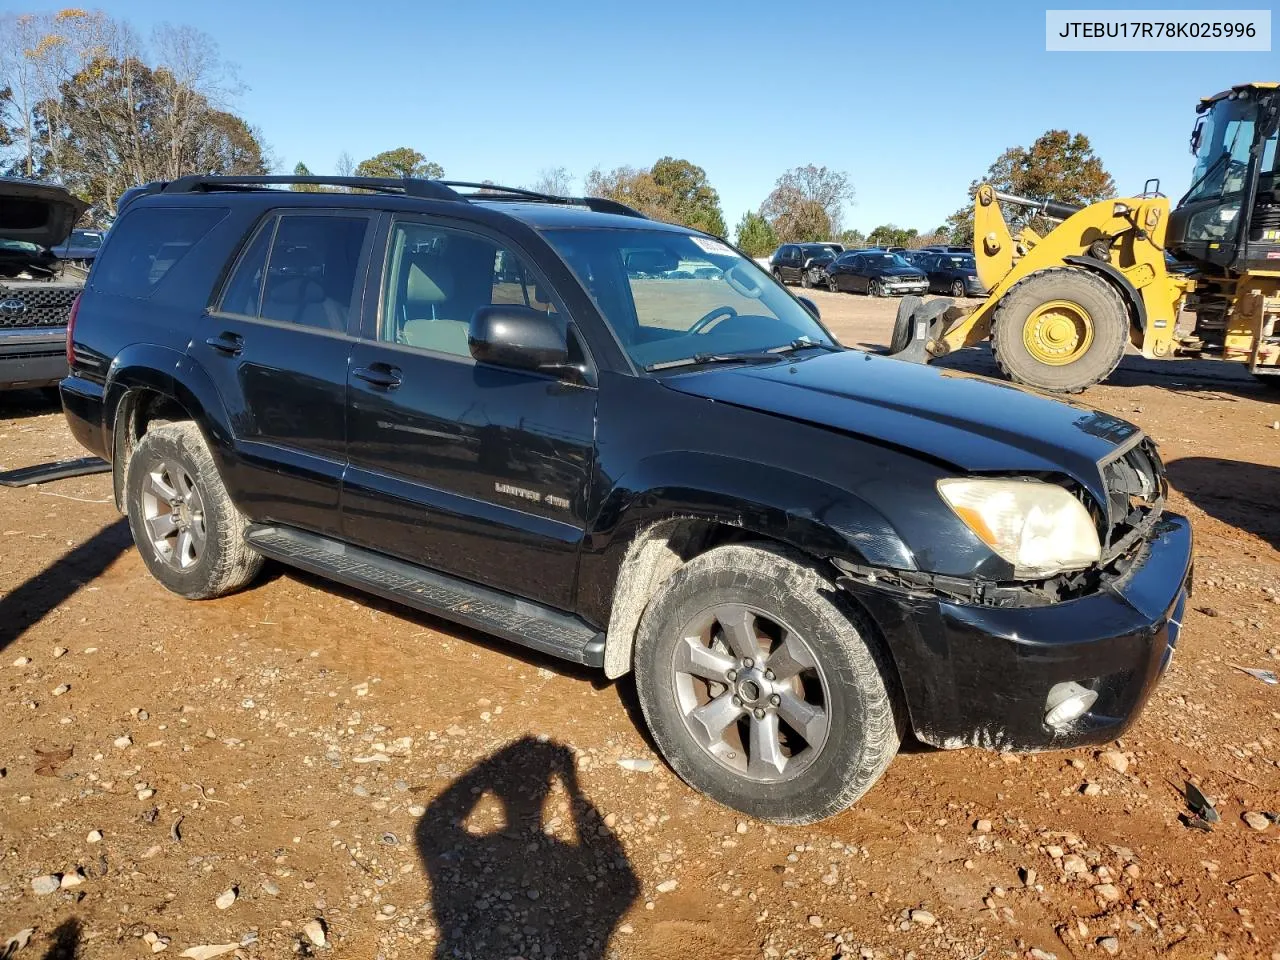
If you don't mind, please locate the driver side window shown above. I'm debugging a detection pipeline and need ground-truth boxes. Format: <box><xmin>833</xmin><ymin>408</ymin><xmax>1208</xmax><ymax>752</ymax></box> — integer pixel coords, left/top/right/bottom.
<box><xmin>380</xmin><ymin>221</ymin><xmax>562</xmax><ymax>358</ymax></box>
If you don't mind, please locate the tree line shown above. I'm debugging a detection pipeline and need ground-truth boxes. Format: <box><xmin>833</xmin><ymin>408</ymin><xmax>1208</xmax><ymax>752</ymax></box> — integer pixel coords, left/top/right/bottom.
<box><xmin>2</xmin><ymin>10</ymin><xmax>1116</xmax><ymax>246</ymax></box>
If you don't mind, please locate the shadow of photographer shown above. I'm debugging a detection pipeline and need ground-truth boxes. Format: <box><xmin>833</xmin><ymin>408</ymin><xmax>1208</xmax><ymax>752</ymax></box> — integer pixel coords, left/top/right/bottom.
<box><xmin>416</xmin><ymin>737</ymin><xmax>639</xmax><ymax>959</ymax></box>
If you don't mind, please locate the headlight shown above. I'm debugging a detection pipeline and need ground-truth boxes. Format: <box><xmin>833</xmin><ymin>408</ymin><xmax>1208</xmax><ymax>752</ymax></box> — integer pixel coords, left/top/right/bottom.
<box><xmin>937</xmin><ymin>478</ymin><xmax>1100</xmax><ymax>578</ymax></box>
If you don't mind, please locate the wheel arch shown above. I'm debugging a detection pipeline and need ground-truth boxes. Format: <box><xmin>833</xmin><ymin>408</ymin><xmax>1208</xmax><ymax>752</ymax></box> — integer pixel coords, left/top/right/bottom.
<box><xmin>105</xmin><ymin>349</ymin><xmax>235</xmax><ymax>513</ymax></box>
<box><xmin>590</xmin><ymin>459</ymin><xmax>914</xmax><ymax>679</ymax></box>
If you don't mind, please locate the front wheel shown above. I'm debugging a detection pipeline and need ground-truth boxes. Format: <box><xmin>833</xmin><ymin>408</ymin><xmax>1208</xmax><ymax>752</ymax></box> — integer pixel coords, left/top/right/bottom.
<box><xmin>634</xmin><ymin>544</ymin><xmax>902</xmax><ymax>824</ymax></box>
<box><xmin>827</xmin><ymin>275</ymin><xmax>839</xmax><ymax>293</ymax></box>
<box><xmin>950</xmin><ymin>279</ymin><xmax>966</xmax><ymax>298</ymax></box>
<box><xmin>801</xmin><ymin>270</ymin><xmax>813</xmax><ymax>289</ymax></box>
<box><xmin>772</xmin><ymin>269</ymin><xmax>785</xmax><ymax>286</ymax></box>
<box><xmin>869</xmin><ymin>279</ymin><xmax>885</xmax><ymax>298</ymax></box>
<box><xmin>125</xmin><ymin>421</ymin><xmax>263</xmax><ymax>599</ymax></box>
<box><xmin>990</xmin><ymin>267</ymin><xmax>1128</xmax><ymax>394</ymax></box>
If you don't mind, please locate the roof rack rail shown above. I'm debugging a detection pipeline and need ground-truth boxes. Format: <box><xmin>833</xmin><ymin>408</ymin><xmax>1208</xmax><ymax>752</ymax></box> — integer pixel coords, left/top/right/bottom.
<box><xmin>441</xmin><ymin>181</ymin><xmax>648</xmax><ymax>219</ymax></box>
<box><xmin>161</xmin><ymin>175</ymin><xmax>463</xmax><ymax>201</ymax></box>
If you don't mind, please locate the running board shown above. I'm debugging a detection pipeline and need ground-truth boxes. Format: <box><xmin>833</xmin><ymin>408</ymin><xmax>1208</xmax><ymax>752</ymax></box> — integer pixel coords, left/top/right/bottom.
<box><xmin>245</xmin><ymin>525</ymin><xmax>605</xmax><ymax>668</ymax></box>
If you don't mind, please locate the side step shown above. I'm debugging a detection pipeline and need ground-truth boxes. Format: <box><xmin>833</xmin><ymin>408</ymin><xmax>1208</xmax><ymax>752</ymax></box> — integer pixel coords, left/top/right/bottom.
<box><xmin>245</xmin><ymin>525</ymin><xmax>605</xmax><ymax>668</ymax></box>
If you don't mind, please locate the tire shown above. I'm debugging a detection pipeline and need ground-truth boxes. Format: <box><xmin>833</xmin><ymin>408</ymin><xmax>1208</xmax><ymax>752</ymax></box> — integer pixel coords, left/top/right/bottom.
<box><xmin>890</xmin><ymin>296</ymin><xmax>924</xmax><ymax>354</ymax></box>
<box><xmin>990</xmin><ymin>267</ymin><xmax>1129</xmax><ymax>394</ymax></box>
<box><xmin>869</xmin><ymin>279</ymin><xmax>885</xmax><ymax>298</ymax></box>
<box><xmin>950</xmin><ymin>279</ymin><xmax>965</xmax><ymax>298</ymax></box>
<box><xmin>773</xmin><ymin>269</ymin><xmax>785</xmax><ymax>286</ymax></box>
<box><xmin>633</xmin><ymin>543</ymin><xmax>902</xmax><ymax>824</ymax></box>
<box><xmin>827</xmin><ymin>275</ymin><xmax>839</xmax><ymax>293</ymax></box>
<box><xmin>801</xmin><ymin>270</ymin><xmax>813</xmax><ymax>289</ymax></box>
<box><xmin>125</xmin><ymin>421</ymin><xmax>263</xmax><ymax>600</ymax></box>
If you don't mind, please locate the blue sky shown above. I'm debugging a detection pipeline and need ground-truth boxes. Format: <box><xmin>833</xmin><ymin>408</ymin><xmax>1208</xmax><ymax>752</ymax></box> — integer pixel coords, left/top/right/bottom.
<box><xmin>25</xmin><ymin>0</ymin><xmax>1277</xmax><ymax>235</ymax></box>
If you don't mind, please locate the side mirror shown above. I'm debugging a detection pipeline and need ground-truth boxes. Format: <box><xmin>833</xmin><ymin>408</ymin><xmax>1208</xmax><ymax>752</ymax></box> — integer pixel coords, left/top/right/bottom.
<box><xmin>797</xmin><ymin>296</ymin><xmax>820</xmax><ymax>319</ymax></box>
<box><xmin>469</xmin><ymin>305</ymin><xmax>569</xmax><ymax>374</ymax></box>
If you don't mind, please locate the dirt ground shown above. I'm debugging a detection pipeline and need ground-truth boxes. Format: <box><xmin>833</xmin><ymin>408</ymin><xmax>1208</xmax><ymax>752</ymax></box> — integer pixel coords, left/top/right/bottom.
<box><xmin>2</xmin><ymin>291</ymin><xmax>1279</xmax><ymax>960</ymax></box>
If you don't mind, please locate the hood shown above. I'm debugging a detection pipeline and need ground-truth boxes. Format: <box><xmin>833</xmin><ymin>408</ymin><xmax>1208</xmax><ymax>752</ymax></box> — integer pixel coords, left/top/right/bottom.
<box><xmin>662</xmin><ymin>350</ymin><xmax>1140</xmax><ymax>506</ymax></box>
<box><xmin>1</xmin><ymin>179</ymin><xmax>89</xmax><ymax>252</ymax></box>
<box><xmin>878</xmin><ymin>266</ymin><xmax>925</xmax><ymax>277</ymax></box>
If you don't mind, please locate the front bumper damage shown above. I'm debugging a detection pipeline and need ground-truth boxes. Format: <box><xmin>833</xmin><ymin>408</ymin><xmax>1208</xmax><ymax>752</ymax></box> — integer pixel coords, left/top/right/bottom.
<box><xmin>840</xmin><ymin>514</ymin><xmax>1193</xmax><ymax>751</ymax></box>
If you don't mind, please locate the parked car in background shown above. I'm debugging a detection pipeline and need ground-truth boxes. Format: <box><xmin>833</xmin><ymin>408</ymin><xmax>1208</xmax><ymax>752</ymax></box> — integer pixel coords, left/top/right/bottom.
<box><xmin>1</xmin><ymin>179</ymin><xmax>88</xmax><ymax>392</ymax></box>
<box><xmin>50</xmin><ymin>228</ymin><xmax>105</xmax><ymax>267</ymax></box>
<box><xmin>770</xmin><ymin>243</ymin><xmax>841</xmax><ymax>287</ymax></box>
<box><xmin>920</xmin><ymin>251</ymin><xmax>986</xmax><ymax>298</ymax></box>
<box><xmin>919</xmin><ymin>244</ymin><xmax>973</xmax><ymax>255</ymax></box>
<box><xmin>826</xmin><ymin>250</ymin><xmax>929</xmax><ymax>296</ymax></box>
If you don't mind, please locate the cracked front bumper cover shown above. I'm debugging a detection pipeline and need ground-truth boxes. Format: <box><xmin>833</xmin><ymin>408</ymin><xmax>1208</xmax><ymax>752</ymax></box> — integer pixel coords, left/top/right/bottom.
<box><xmin>841</xmin><ymin>513</ymin><xmax>1193</xmax><ymax>751</ymax></box>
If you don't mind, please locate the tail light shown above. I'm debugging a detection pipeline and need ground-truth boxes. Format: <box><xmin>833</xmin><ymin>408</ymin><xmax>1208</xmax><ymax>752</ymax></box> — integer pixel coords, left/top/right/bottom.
<box><xmin>65</xmin><ymin>292</ymin><xmax>82</xmax><ymax>369</ymax></box>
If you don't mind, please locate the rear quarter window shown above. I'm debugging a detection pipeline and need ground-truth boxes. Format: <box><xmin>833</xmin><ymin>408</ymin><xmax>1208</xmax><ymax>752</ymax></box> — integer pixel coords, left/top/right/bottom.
<box><xmin>92</xmin><ymin>206</ymin><xmax>228</xmax><ymax>299</ymax></box>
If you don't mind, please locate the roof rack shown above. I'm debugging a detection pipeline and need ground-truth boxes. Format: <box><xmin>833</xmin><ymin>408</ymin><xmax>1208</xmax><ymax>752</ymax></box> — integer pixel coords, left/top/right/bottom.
<box><xmin>440</xmin><ymin>180</ymin><xmax>648</xmax><ymax>219</ymax></box>
<box><xmin>161</xmin><ymin>175</ymin><xmax>463</xmax><ymax>201</ymax></box>
<box><xmin>155</xmin><ymin>174</ymin><xmax>649</xmax><ymax>219</ymax></box>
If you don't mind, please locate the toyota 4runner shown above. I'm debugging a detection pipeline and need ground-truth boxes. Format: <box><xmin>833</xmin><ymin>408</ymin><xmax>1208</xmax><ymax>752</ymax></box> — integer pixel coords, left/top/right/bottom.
<box><xmin>61</xmin><ymin>175</ymin><xmax>1192</xmax><ymax>823</ymax></box>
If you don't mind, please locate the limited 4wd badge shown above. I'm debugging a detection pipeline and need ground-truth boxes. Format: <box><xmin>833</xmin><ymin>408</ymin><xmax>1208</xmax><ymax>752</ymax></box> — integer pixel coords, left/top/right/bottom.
<box><xmin>495</xmin><ymin>482</ymin><xmax>569</xmax><ymax>510</ymax></box>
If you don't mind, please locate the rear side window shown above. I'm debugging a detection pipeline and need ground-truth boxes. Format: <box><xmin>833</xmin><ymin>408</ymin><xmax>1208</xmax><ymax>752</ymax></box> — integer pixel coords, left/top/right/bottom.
<box><xmin>217</xmin><ymin>213</ymin><xmax>368</xmax><ymax>331</ymax></box>
<box><xmin>92</xmin><ymin>207</ymin><xmax>227</xmax><ymax>299</ymax></box>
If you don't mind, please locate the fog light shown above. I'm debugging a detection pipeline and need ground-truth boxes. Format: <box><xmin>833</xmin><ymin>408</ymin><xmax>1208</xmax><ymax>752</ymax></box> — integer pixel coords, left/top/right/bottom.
<box><xmin>1044</xmin><ymin>681</ymin><xmax>1098</xmax><ymax>727</ymax></box>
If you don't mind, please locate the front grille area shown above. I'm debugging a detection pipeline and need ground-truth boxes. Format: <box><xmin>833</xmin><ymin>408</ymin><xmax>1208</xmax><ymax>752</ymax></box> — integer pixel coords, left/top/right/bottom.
<box><xmin>0</xmin><ymin>284</ymin><xmax>79</xmax><ymax>329</ymax></box>
<box><xmin>1100</xmin><ymin>437</ymin><xmax>1165</xmax><ymax>558</ymax></box>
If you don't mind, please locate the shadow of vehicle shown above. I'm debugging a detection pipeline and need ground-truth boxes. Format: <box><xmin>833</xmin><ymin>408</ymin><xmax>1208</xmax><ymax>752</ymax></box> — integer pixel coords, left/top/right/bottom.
<box><xmin>416</xmin><ymin>736</ymin><xmax>638</xmax><ymax>960</ymax></box>
<box><xmin>1165</xmin><ymin>457</ymin><xmax>1280</xmax><ymax>550</ymax></box>
<box><xmin>0</xmin><ymin>518</ymin><xmax>131</xmax><ymax>652</ymax></box>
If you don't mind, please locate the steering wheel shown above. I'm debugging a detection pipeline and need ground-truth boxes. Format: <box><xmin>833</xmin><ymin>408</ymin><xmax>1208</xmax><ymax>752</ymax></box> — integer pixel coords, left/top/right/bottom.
<box><xmin>689</xmin><ymin>305</ymin><xmax>738</xmax><ymax>335</ymax></box>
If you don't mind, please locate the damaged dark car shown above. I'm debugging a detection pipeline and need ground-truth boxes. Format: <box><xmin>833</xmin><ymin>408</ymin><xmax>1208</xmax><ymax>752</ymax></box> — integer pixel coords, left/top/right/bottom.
<box><xmin>61</xmin><ymin>175</ymin><xmax>1192</xmax><ymax>824</ymax></box>
<box><xmin>1</xmin><ymin>179</ymin><xmax>88</xmax><ymax>392</ymax></box>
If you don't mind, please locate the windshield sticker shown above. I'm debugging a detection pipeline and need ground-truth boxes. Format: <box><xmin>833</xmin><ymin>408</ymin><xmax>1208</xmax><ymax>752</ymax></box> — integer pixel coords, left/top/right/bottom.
<box><xmin>690</xmin><ymin>236</ymin><xmax>737</xmax><ymax>258</ymax></box>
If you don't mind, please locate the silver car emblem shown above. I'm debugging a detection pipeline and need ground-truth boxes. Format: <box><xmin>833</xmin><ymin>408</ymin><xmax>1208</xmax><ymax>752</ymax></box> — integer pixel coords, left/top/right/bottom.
<box><xmin>0</xmin><ymin>298</ymin><xmax>28</xmax><ymax>316</ymax></box>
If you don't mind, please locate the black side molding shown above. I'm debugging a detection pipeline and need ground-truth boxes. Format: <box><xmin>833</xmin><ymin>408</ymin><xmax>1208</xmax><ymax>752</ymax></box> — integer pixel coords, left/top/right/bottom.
<box><xmin>244</xmin><ymin>525</ymin><xmax>605</xmax><ymax>668</ymax></box>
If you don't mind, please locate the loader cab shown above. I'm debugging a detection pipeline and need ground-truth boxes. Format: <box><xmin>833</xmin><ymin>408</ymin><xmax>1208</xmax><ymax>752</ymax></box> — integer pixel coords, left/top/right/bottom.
<box><xmin>1167</xmin><ymin>83</ymin><xmax>1280</xmax><ymax>275</ymax></box>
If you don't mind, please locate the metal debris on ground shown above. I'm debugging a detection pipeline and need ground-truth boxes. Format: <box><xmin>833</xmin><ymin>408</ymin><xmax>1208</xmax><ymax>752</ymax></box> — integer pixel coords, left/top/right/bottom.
<box><xmin>1184</xmin><ymin>781</ymin><xmax>1220</xmax><ymax>823</ymax></box>
<box><xmin>1227</xmin><ymin>663</ymin><xmax>1279</xmax><ymax>685</ymax></box>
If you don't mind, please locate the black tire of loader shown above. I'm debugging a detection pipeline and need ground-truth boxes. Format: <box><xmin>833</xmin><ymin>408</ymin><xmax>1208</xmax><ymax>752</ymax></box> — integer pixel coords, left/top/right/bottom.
<box><xmin>990</xmin><ymin>267</ymin><xmax>1130</xmax><ymax>394</ymax></box>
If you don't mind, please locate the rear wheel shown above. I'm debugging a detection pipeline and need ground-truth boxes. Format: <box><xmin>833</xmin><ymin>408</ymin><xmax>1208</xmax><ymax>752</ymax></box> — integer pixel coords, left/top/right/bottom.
<box><xmin>125</xmin><ymin>421</ymin><xmax>263</xmax><ymax>599</ymax></box>
<box><xmin>634</xmin><ymin>544</ymin><xmax>901</xmax><ymax>824</ymax></box>
<box><xmin>990</xmin><ymin>267</ymin><xmax>1129</xmax><ymax>394</ymax></box>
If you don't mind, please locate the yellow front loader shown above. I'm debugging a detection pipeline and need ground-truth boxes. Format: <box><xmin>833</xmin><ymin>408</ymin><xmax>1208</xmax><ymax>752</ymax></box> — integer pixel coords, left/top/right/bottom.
<box><xmin>892</xmin><ymin>82</ymin><xmax>1280</xmax><ymax>393</ymax></box>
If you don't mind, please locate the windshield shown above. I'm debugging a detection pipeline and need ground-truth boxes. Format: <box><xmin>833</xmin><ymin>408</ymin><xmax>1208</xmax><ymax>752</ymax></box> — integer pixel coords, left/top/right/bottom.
<box><xmin>543</xmin><ymin>228</ymin><xmax>834</xmax><ymax>370</ymax></box>
<box><xmin>0</xmin><ymin>239</ymin><xmax>42</xmax><ymax>254</ymax></box>
<box><xmin>867</xmin><ymin>253</ymin><xmax>912</xmax><ymax>268</ymax></box>
<box><xmin>1185</xmin><ymin>96</ymin><xmax>1270</xmax><ymax>203</ymax></box>
<box><xmin>800</xmin><ymin>245</ymin><xmax>833</xmax><ymax>259</ymax></box>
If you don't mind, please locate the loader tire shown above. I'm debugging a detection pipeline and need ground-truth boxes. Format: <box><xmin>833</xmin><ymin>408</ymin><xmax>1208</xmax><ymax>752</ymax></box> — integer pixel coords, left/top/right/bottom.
<box><xmin>990</xmin><ymin>267</ymin><xmax>1128</xmax><ymax>394</ymax></box>
<box><xmin>889</xmin><ymin>296</ymin><xmax>923</xmax><ymax>354</ymax></box>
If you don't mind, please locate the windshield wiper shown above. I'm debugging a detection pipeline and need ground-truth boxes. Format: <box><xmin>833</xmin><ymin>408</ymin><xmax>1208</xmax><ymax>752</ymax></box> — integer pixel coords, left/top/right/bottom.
<box><xmin>644</xmin><ymin>351</ymin><xmax>786</xmax><ymax>372</ymax></box>
<box><xmin>767</xmin><ymin>338</ymin><xmax>843</xmax><ymax>355</ymax></box>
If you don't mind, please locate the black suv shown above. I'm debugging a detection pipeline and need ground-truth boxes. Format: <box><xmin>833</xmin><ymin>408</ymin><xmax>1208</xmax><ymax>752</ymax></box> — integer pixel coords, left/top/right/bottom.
<box><xmin>62</xmin><ymin>175</ymin><xmax>1191</xmax><ymax>824</ymax></box>
<box><xmin>769</xmin><ymin>243</ymin><xmax>841</xmax><ymax>288</ymax></box>
<box><xmin>1</xmin><ymin>180</ymin><xmax>88</xmax><ymax>392</ymax></box>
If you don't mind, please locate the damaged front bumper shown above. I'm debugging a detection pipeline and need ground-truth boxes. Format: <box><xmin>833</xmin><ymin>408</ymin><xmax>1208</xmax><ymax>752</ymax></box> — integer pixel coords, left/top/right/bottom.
<box><xmin>839</xmin><ymin>513</ymin><xmax>1193</xmax><ymax>752</ymax></box>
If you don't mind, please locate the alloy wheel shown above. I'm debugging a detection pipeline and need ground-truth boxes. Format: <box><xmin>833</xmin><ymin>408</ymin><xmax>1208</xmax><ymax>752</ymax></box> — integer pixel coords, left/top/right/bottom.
<box><xmin>671</xmin><ymin>603</ymin><xmax>831</xmax><ymax>782</ymax></box>
<box><xmin>140</xmin><ymin>460</ymin><xmax>207</xmax><ymax>569</ymax></box>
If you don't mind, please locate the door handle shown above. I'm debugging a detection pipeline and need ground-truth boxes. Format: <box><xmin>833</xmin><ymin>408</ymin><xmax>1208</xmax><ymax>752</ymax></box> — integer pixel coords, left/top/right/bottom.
<box><xmin>353</xmin><ymin>363</ymin><xmax>402</xmax><ymax>389</ymax></box>
<box><xmin>205</xmin><ymin>332</ymin><xmax>244</xmax><ymax>356</ymax></box>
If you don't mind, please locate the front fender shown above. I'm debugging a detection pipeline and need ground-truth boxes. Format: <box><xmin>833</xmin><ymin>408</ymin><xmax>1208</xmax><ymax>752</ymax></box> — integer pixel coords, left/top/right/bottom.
<box><xmin>576</xmin><ymin>451</ymin><xmax>914</xmax><ymax>627</ymax></box>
